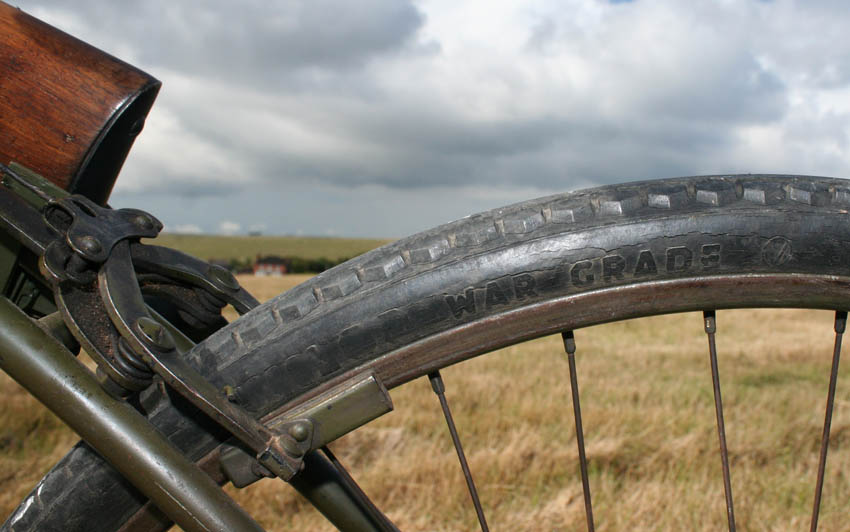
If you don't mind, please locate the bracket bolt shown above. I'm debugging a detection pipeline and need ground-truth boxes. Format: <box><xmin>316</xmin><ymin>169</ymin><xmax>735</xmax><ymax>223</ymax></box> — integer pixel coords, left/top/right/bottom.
<box><xmin>133</xmin><ymin>214</ymin><xmax>155</xmax><ymax>231</ymax></box>
<box><xmin>208</xmin><ymin>264</ymin><xmax>240</xmax><ymax>291</ymax></box>
<box><xmin>288</xmin><ymin>422</ymin><xmax>310</xmax><ymax>443</ymax></box>
<box><xmin>223</xmin><ymin>385</ymin><xmax>238</xmax><ymax>402</ymax></box>
<box><xmin>136</xmin><ymin>317</ymin><xmax>176</xmax><ymax>351</ymax></box>
<box><xmin>78</xmin><ymin>235</ymin><xmax>102</xmax><ymax>255</ymax></box>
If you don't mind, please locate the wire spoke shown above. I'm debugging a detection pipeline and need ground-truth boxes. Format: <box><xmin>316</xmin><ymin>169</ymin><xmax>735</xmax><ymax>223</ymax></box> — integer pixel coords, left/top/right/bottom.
<box><xmin>704</xmin><ymin>310</ymin><xmax>736</xmax><ymax>532</ymax></box>
<box><xmin>809</xmin><ymin>310</ymin><xmax>847</xmax><ymax>532</ymax></box>
<box><xmin>428</xmin><ymin>371</ymin><xmax>489</xmax><ymax>532</ymax></box>
<box><xmin>562</xmin><ymin>331</ymin><xmax>595</xmax><ymax>532</ymax></box>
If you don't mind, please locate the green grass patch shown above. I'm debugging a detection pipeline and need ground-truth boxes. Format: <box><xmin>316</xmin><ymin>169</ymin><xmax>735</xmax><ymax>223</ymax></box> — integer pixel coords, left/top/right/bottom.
<box><xmin>149</xmin><ymin>233</ymin><xmax>392</xmax><ymax>262</ymax></box>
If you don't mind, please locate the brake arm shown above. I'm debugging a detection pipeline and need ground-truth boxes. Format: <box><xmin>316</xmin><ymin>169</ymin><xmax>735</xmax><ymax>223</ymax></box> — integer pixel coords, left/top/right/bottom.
<box><xmin>1</xmin><ymin>166</ymin><xmax>309</xmax><ymax>478</ymax></box>
<box><xmin>137</xmin><ymin>273</ymin><xmax>229</xmax><ymax>340</ymax></box>
<box><xmin>130</xmin><ymin>243</ymin><xmax>259</xmax><ymax>314</ymax></box>
<box><xmin>56</xmin><ymin>282</ymin><xmax>154</xmax><ymax>392</ymax></box>
<box><xmin>100</xmin><ymin>241</ymin><xmax>309</xmax><ymax>480</ymax></box>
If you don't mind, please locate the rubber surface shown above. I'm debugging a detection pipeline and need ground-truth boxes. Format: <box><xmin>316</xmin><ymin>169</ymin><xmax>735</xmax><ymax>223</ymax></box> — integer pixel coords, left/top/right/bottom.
<box><xmin>5</xmin><ymin>175</ymin><xmax>850</xmax><ymax>531</ymax></box>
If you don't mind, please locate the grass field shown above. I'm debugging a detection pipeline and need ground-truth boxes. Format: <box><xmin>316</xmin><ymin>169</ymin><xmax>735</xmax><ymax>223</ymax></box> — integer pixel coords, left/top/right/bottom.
<box><xmin>2</xmin><ymin>276</ymin><xmax>850</xmax><ymax>531</ymax></box>
<box><xmin>150</xmin><ymin>234</ymin><xmax>392</xmax><ymax>262</ymax></box>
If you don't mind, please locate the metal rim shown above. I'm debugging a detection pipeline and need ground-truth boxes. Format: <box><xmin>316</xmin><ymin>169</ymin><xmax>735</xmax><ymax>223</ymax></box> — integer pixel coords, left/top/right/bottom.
<box><xmin>121</xmin><ymin>272</ymin><xmax>850</xmax><ymax>530</ymax></box>
<box><xmin>266</xmin><ymin>272</ymin><xmax>850</xmax><ymax>417</ymax></box>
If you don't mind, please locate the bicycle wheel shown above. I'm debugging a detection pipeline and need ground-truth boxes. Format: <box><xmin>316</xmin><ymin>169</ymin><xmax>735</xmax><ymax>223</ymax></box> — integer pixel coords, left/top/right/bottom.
<box><xmin>4</xmin><ymin>174</ymin><xmax>850</xmax><ymax>531</ymax></box>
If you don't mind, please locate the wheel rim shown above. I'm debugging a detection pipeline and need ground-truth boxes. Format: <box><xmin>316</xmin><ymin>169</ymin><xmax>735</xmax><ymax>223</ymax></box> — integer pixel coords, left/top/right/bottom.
<box><xmin>249</xmin><ymin>273</ymin><xmax>850</xmax><ymax>531</ymax></box>
<box><xmin>268</xmin><ymin>273</ymin><xmax>850</xmax><ymax>402</ymax></box>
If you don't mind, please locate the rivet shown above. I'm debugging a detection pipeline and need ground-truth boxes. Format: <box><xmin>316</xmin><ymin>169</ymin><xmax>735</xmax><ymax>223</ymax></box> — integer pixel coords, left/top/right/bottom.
<box><xmin>78</xmin><ymin>235</ymin><xmax>102</xmax><ymax>255</ymax></box>
<box><xmin>288</xmin><ymin>422</ymin><xmax>310</xmax><ymax>443</ymax></box>
<box><xmin>136</xmin><ymin>317</ymin><xmax>175</xmax><ymax>351</ymax></box>
<box><xmin>133</xmin><ymin>214</ymin><xmax>154</xmax><ymax>231</ymax></box>
<box><xmin>208</xmin><ymin>265</ymin><xmax>240</xmax><ymax>291</ymax></box>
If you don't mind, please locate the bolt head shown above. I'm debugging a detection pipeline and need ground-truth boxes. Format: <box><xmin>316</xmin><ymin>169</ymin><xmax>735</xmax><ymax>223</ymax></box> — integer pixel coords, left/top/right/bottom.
<box><xmin>133</xmin><ymin>214</ymin><xmax>154</xmax><ymax>231</ymax></box>
<box><xmin>208</xmin><ymin>265</ymin><xmax>240</xmax><ymax>291</ymax></box>
<box><xmin>288</xmin><ymin>422</ymin><xmax>310</xmax><ymax>443</ymax></box>
<box><xmin>78</xmin><ymin>235</ymin><xmax>103</xmax><ymax>255</ymax></box>
<box><xmin>136</xmin><ymin>316</ymin><xmax>175</xmax><ymax>351</ymax></box>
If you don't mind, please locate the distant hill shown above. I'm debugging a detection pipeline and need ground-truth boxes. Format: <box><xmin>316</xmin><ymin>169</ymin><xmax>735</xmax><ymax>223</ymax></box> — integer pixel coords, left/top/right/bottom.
<box><xmin>149</xmin><ymin>233</ymin><xmax>393</xmax><ymax>263</ymax></box>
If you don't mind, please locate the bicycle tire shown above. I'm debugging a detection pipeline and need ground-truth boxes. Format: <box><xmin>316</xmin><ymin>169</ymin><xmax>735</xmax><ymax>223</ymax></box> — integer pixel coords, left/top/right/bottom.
<box><xmin>5</xmin><ymin>174</ymin><xmax>850</xmax><ymax>531</ymax></box>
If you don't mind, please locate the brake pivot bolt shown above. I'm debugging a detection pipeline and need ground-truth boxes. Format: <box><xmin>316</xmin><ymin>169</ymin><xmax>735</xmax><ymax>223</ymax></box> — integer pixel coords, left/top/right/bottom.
<box><xmin>78</xmin><ymin>235</ymin><xmax>102</xmax><ymax>255</ymax></box>
<box><xmin>288</xmin><ymin>422</ymin><xmax>310</xmax><ymax>443</ymax></box>
<box><xmin>136</xmin><ymin>317</ymin><xmax>176</xmax><ymax>351</ymax></box>
<box><xmin>133</xmin><ymin>214</ymin><xmax>154</xmax><ymax>231</ymax></box>
<box><xmin>208</xmin><ymin>264</ymin><xmax>240</xmax><ymax>291</ymax></box>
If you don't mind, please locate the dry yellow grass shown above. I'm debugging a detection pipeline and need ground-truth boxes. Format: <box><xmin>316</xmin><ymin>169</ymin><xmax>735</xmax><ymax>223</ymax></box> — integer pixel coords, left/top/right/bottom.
<box><xmin>2</xmin><ymin>276</ymin><xmax>849</xmax><ymax>531</ymax></box>
<box><xmin>227</xmin><ymin>307</ymin><xmax>850</xmax><ymax>531</ymax></box>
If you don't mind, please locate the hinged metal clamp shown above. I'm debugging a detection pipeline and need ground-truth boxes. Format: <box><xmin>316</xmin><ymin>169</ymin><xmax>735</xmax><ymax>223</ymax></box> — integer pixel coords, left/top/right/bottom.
<box><xmin>220</xmin><ymin>372</ymin><xmax>393</xmax><ymax>487</ymax></box>
<box><xmin>0</xmin><ymin>163</ymin><xmax>316</xmax><ymax>481</ymax></box>
<box><xmin>40</xmin><ymin>194</ymin><xmax>163</xmax><ymax>279</ymax></box>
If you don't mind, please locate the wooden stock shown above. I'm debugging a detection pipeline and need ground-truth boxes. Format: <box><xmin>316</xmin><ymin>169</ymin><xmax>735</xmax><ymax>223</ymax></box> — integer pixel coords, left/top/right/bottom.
<box><xmin>0</xmin><ymin>2</ymin><xmax>160</xmax><ymax>204</ymax></box>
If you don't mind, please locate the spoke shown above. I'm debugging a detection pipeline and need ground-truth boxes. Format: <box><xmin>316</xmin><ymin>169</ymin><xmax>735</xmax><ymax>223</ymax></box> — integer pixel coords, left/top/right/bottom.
<box><xmin>562</xmin><ymin>331</ymin><xmax>595</xmax><ymax>532</ymax></box>
<box><xmin>429</xmin><ymin>371</ymin><xmax>489</xmax><ymax>532</ymax></box>
<box><xmin>810</xmin><ymin>310</ymin><xmax>847</xmax><ymax>532</ymax></box>
<box><xmin>704</xmin><ymin>310</ymin><xmax>736</xmax><ymax>532</ymax></box>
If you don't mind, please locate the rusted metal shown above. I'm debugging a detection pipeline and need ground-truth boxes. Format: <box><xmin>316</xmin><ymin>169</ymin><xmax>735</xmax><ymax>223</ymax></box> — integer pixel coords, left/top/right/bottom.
<box><xmin>0</xmin><ymin>161</ymin><xmax>257</xmax><ymax>393</ymax></box>
<box><xmin>429</xmin><ymin>371</ymin><xmax>489</xmax><ymax>532</ymax></box>
<box><xmin>98</xmin><ymin>241</ymin><xmax>309</xmax><ymax>480</ymax></box>
<box><xmin>366</xmin><ymin>275</ymin><xmax>850</xmax><ymax>390</ymax></box>
<box><xmin>704</xmin><ymin>310</ymin><xmax>736</xmax><ymax>532</ymax></box>
<box><xmin>1</xmin><ymin>156</ymin><xmax>316</xmax><ymax>504</ymax></box>
<box><xmin>562</xmin><ymin>331</ymin><xmax>595</xmax><ymax>532</ymax></box>
<box><xmin>810</xmin><ymin>310</ymin><xmax>847</xmax><ymax>532</ymax></box>
<box><xmin>254</xmin><ymin>275</ymin><xmax>850</xmax><ymax>468</ymax></box>
<box><xmin>0</xmin><ymin>158</ymin><xmax>311</xmax><ymax>483</ymax></box>
<box><xmin>276</xmin><ymin>371</ymin><xmax>393</xmax><ymax>446</ymax></box>
<box><xmin>220</xmin><ymin>371</ymin><xmax>393</xmax><ymax>487</ymax></box>
<box><xmin>152</xmin><ymin>314</ymin><xmax>399</xmax><ymax>532</ymax></box>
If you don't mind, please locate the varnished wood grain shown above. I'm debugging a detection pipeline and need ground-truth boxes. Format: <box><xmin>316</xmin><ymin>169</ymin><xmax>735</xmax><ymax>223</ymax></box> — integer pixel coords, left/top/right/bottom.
<box><xmin>0</xmin><ymin>2</ymin><xmax>159</xmax><ymax>203</ymax></box>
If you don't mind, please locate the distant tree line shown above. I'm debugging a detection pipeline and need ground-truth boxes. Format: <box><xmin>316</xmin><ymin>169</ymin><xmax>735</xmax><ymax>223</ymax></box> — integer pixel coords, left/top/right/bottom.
<box><xmin>223</xmin><ymin>255</ymin><xmax>352</xmax><ymax>274</ymax></box>
<box><xmin>279</xmin><ymin>256</ymin><xmax>351</xmax><ymax>273</ymax></box>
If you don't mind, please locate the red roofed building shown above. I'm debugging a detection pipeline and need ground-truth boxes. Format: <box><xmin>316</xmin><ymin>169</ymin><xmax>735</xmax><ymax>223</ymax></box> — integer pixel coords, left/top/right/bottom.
<box><xmin>252</xmin><ymin>255</ymin><xmax>288</xmax><ymax>276</ymax></box>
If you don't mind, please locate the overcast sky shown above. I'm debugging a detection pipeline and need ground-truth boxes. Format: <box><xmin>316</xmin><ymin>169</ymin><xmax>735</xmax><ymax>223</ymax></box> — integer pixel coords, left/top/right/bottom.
<box><xmin>15</xmin><ymin>0</ymin><xmax>850</xmax><ymax>237</ymax></box>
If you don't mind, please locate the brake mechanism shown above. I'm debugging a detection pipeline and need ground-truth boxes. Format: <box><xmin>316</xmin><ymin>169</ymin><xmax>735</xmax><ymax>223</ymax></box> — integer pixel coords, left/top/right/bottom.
<box><xmin>0</xmin><ymin>164</ymin><xmax>311</xmax><ymax>480</ymax></box>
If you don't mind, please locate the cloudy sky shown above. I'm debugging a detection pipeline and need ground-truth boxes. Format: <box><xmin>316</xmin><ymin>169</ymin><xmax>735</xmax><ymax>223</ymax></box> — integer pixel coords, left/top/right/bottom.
<box><xmin>15</xmin><ymin>0</ymin><xmax>850</xmax><ymax>237</ymax></box>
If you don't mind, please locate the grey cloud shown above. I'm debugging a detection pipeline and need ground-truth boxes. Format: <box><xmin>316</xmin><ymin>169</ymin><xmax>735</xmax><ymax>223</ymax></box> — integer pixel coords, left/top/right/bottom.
<box><xmin>20</xmin><ymin>0</ymin><xmax>426</xmax><ymax>78</ymax></box>
<box><xmin>120</xmin><ymin>171</ymin><xmax>243</xmax><ymax>198</ymax></box>
<box><xmin>27</xmin><ymin>0</ymin><xmax>795</xmax><ymax>196</ymax></box>
<box><xmin>166</xmin><ymin>87</ymin><xmax>763</xmax><ymax>192</ymax></box>
<box><xmin>117</xmin><ymin>151</ymin><xmax>245</xmax><ymax>198</ymax></box>
<box><xmin>238</xmin><ymin>113</ymin><xmax>734</xmax><ymax>192</ymax></box>
<box><xmin>526</xmin><ymin>18</ymin><xmax>557</xmax><ymax>53</ymax></box>
<box><xmin>15</xmin><ymin>0</ymin><xmax>850</xmax><ymax>237</ymax></box>
<box><xmin>641</xmin><ymin>60</ymin><xmax>786</xmax><ymax>124</ymax></box>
